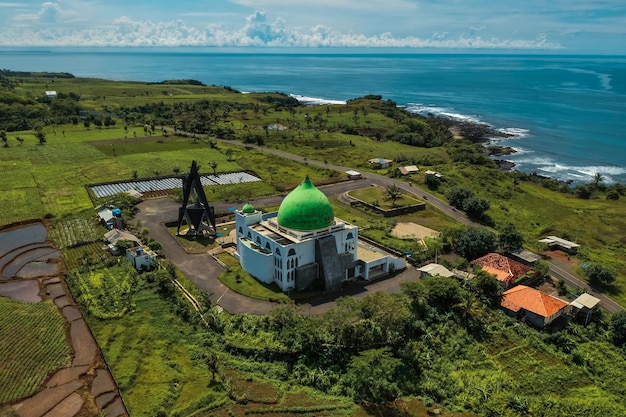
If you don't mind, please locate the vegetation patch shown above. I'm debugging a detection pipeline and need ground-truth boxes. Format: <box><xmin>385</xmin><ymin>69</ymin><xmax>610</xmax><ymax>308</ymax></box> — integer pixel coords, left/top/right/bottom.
<box><xmin>0</xmin><ymin>298</ymin><xmax>71</xmax><ymax>404</ymax></box>
<box><xmin>217</xmin><ymin>253</ymin><xmax>289</xmax><ymax>302</ymax></box>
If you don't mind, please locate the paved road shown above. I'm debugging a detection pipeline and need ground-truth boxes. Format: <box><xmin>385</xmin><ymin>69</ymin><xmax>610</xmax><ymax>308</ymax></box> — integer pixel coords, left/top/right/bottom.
<box><xmin>135</xmin><ymin>198</ymin><xmax>274</xmax><ymax>314</ymax></box>
<box><xmin>135</xmin><ymin>196</ymin><xmax>423</xmax><ymax>315</ymax></box>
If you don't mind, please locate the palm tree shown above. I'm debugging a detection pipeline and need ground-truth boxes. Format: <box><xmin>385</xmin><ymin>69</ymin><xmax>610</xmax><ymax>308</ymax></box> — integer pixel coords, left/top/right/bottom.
<box><xmin>592</xmin><ymin>172</ymin><xmax>604</xmax><ymax>188</ymax></box>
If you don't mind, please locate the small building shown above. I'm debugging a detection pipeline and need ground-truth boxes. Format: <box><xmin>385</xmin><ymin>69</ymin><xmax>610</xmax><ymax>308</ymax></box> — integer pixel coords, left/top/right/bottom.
<box><xmin>345</xmin><ymin>170</ymin><xmax>362</xmax><ymax>180</ymax></box>
<box><xmin>104</xmin><ymin>229</ymin><xmax>141</xmax><ymax>255</ymax></box>
<box><xmin>97</xmin><ymin>206</ymin><xmax>123</xmax><ymax>230</ymax></box>
<box><xmin>538</xmin><ymin>236</ymin><xmax>580</xmax><ymax>254</ymax></box>
<box><xmin>500</xmin><ymin>285</ymin><xmax>568</xmax><ymax>328</ymax></box>
<box><xmin>472</xmin><ymin>253</ymin><xmax>532</xmax><ymax>288</ymax></box>
<box><xmin>368</xmin><ymin>158</ymin><xmax>392</xmax><ymax>169</ymax></box>
<box><xmin>425</xmin><ymin>170</ymin><xmax>445</xmax><ymax>179</ymax></box>
<box><xmin>506</xmin><ymin>248</ymin><xmax>542</xmax><ymax>266</ymax></box>
<box><xmin>398</xmin><ymin>165</ymin><xmax>419</xmax><ymax>176</ymax></box>
<box><xmin>45</xmin><ymin>91</ymin><xmax>57</xmax><ymax>99</ymax></box>
<box><xmin>569</xmin><ymin>293</ymin><xmax>601</xmax><ymax>325</ymax></box>
<box><xmin>126</xmin><ymin>246</ymin><xmax>157</xmax><ymax>270</ymax></box>
<box><xmin>417</xmin><ymin>263</ymin><xmax>454</xmax><ymax>278</ymax></box>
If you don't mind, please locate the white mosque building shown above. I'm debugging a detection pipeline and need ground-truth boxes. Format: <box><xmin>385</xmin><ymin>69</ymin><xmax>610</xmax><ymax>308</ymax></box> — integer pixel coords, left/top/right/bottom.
<box><xmin>234</xmin><ymin>176</ymin><xmax>405</xmax><ymax>292</ymax></box>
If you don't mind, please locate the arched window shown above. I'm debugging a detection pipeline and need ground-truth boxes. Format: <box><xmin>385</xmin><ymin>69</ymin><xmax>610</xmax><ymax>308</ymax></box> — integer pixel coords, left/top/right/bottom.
<box><xmin>347</xmin><ymin>232</ymin><xmax>354</xmax><ymax>240</ymax></box>
<box><xmin>295</xmin><ymin>258</ymin><xmax>298</xmax><ymax>267</ymax></box>
<box><xmin>256</xmin><ymin>236</ymin><xmax>261</xmax><ymax>244</ymax></box>
<box><xmin>275</xmin><ymin>247</ymin><xmax>281</xmax><ymax>256</ymax></box>
<box><xmin>288</xmin><ymin>248</ymin><xmax>296</xmax><ymax>256</ymax></box>
<box><xmin>265</xmin><ymin>242</ymin><xmax>271</xmax><ymax>250</ymax></box>
<box><xmin>247</xmin><ymin>231</ymin><xmax>251</xmax><ymax>239</ymax></box>
<box><xmin>238</xmin><ymin>226</ymin><xmax>243</xmax><ymax>234</ymax></box>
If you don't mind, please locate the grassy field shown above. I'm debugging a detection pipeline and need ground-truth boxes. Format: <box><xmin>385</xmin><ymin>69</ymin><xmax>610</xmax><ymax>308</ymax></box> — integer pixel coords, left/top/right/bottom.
<box><xmin>348</xmin><ymin>184</ymin><xmax>425</xmax><ymax>209</ymax></box>
<box><xmin>0</xmin><ymin>298</ymin><xmax>71</xmax><ymax>404</ymax></box>
<box><xmin>217</xmin><ymin>253</ymin><xmax>290</xmax><ymax>302</ymax></box>
<box><xmin>88</xmin><ymin>289</ymin><xmax>226</xmax><ymax>417</ymax></box>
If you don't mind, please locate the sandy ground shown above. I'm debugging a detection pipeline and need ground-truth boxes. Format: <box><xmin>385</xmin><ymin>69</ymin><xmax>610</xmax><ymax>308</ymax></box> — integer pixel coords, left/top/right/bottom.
<box><xmin>391</xmin><ymin>222</ymin><xmax>439</xmax><ymax>240</ymax></box>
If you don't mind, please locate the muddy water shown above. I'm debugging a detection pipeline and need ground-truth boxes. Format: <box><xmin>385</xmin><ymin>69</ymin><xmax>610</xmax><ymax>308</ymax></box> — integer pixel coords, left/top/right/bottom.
<box><xmin>0</xmin><ymin>280</ymin><xmax>41</xmax><ymax>302</ymax></box>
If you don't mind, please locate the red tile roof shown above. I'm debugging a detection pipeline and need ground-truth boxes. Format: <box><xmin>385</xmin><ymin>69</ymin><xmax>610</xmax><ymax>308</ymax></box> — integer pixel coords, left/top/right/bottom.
<box><xmin>500</xmin><ymin>285</ymin><xmax>568</xmax><ymax>318</ymax></box>
<box><xmin>472</xmin><ymin>253</ymin><xmax>531</xmax><ymax>284</ymax></box>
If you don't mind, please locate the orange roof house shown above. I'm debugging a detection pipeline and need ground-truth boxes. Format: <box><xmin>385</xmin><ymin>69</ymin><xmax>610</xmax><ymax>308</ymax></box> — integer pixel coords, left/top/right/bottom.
<box><xmin>500</xmin><ymin>285</ymin><xmax>568</xmax><ymax>328</ymax></box>
<box><xmin>472</xmin><ymin>253</ymin><xmax>531</xmax><ymax>288</ymax></box>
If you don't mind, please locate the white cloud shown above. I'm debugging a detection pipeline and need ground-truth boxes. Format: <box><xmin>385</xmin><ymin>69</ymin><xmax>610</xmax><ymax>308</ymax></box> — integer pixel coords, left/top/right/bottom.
<box><xmin>0</xmin><ymin>9</ymin><xmax>564</xmax><ymax>49</ymax></box>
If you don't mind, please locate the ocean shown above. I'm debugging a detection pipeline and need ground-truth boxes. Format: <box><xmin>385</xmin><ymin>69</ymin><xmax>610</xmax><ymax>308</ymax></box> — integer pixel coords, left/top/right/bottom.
<box><xmin>2</xmin><ymin>48</ymin><xmax>625</xmax><ymax>183</ymax></box>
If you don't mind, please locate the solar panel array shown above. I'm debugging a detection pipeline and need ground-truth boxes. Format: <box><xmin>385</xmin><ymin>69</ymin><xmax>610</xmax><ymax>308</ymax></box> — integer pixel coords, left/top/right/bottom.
<box><xmin>90</xmin><ymin>171</ymin><xmax>261</xmax><ymax>198</ymax></box>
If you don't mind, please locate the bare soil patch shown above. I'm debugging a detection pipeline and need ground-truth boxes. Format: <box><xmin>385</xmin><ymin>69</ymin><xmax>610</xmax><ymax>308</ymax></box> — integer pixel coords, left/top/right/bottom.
<box><xmin>0</xmin><ymin>280</ymin><xmax>41</xmax><ymax>302</ymax></box>
<box><xmin>392</xmin><ymin>222</ymin><xmax>439</xmax><ymax>240</ymax></box>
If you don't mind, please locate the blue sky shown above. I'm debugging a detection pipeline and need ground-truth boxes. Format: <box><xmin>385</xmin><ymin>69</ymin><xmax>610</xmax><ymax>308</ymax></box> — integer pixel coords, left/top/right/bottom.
<box><xmin>0</xmin><ymin>1</ymin><xmax>624</xmax><ymax>53</ymax></box>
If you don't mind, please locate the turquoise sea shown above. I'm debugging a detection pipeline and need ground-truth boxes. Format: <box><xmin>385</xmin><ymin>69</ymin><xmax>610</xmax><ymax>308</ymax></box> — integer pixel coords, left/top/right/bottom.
<box><xmin>2</xmin><ymin>48</ymin><xmax>625</xmax><ymax>183</ymax></box>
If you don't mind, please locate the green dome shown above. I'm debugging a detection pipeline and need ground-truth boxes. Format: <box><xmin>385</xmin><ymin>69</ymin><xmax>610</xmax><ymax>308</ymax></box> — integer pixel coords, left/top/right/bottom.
<box><xmin>277</xmin><ymin>177</ymin><xmax>334</xmax><ymax>231</ymax></box>
<box><xmin>242</xmin><ymin>202</ymin><xmax>255</xmax><ymax>213</ymax></box>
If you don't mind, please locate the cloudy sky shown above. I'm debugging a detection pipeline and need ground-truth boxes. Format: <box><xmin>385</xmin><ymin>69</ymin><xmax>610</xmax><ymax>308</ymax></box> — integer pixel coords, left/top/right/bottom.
<box><xmin>0</xmin><ymin>1</ymin><xmax>624</xmax><ymax>53</ymax></box>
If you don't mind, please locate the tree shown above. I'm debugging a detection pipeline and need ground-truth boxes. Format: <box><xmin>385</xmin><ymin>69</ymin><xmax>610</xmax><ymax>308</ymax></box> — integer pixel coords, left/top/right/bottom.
<box><xmin>462</xmin><ymin>195</ymin><xmax>490</xmax><ymax>218</ymax></box>
<box><xmin>209</xmin><ymin>161</ymin><xmax>218</xmax><ymax>175</ymax></box>
<box><xmin>610</xmin><ymin>311</ymin><xmax>626</xmax><ymax>347</ymax></box>
<box><xmin>225</xmin><ymin>148</ymin><xmax>233</xmax><ymax>161</ymax></box>
<box><xmin>584</xmin><ymin>263</ymin><xmax>616</xmax><ymax>286</ymax></box>
<box><xmin>606</xmin><ymin>189</ymin><xmax>620</xmax><ymax>200</ymax></box>
<box><xmin>424</xmin><ymin>173</ymin><xmax>441</xmax><ymax>190</ymax></box>
<box><xmin>457</xmin><ymin>226</ymin><xmax>498</xmax><ymax>260</ymax></box>
<box><xmin>592</xmin><ymin>172</ymin><xmax>604</xmax><ymax>188</ymax></box>
<box><xmin>0</xmin><ymin>131</ymin><xmax>7</xmax><ymax>147</ymax></box>
<box><xmin>473</xmin><ymin>270</ymin><xmax>502</xmax><ymax>304</ymax></box>
<box><xmin>499</xmin><ymin>223</ymin><xmax>524</xmax><ymax>251</ymax></box>
<box><xmin>34</xmin><ymin>128</ymin><xmax>46</xmax><ymax>145</ymax></box>
<box><xmin>385</xmin><ymin>184</ymin><xmax>403</xmax><ymax>207</ymax></box>
<box><xmin>340</xmin><ymin>347</ymin><xmax>404</xmax><ymax>403</ymax></box>
<box><xmin>446</xmin><ymin>186</ymin><xmax>474</xmax><ymax>209</ymax></box>
<box><xmin>203</xmin><ymin>351</ymin><xmax>220</xmax><ymax>382</ymax></box>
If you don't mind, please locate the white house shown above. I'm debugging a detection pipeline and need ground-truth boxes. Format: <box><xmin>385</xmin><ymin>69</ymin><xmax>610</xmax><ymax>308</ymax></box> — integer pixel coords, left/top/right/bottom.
<box><xmin>126</xmin><ymin>246</ymin><xmax>157</xmax><ymax>270</ymax></box>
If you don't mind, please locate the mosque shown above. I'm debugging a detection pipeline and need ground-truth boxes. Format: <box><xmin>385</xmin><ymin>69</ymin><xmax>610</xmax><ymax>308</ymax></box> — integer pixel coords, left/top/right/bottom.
<box><xmin>234</xmin><ymin>176</ymin><xmax>406</xmax><ymax>292</ymax></box>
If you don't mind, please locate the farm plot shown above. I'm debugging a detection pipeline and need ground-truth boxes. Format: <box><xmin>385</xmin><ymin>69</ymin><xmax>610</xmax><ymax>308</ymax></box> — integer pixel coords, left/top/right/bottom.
<box><xmin>0</xmin><ymin>298</ymin><xmax>71</xmax><ymax>404</ymax></box>
<box><xmin>62</xmin><ymin>242</ymin><xmax>109</xmax><ymax>271</ymax></box>
<box><xmin>25</xmin><ymin>142</ymin><xmax>107</xmax><ymax>166</ymax></box>
<box><xmin>0</xmin><ymin>188</ymin><xmax>46</xmax><ymax>226</ymax></box>
<box><xmin>49</xmin><ymin>216</ymin><xmax>105</xmax><ymax>249</ymax></box>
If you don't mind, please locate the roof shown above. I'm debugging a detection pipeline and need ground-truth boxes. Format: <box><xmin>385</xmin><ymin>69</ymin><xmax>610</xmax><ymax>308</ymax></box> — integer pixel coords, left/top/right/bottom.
<box><xmin>97</xmin><ymin>207</ymin><xmax>114</xmax><ymax>222</ymax></box>
<box><xmin>539</xmin><ymin>236</ymin><xmax>580</xmax><ymax>249</ymax></box>
<box><xmin>276</xmin><ymin>176</ymin><xmax>335</xmax><ymax>231</ymax></box>
<box><xmin>398</xmin><ymin>165</ymin><xmax>419</xmax><ymax>175</ymax></box>
<box><xmin>241</xmin><ymin>202</ymin><xmax>255</xmax><ymax>214</ymax></box>
<box><xmin>508</xmin><ymin>248</ymin><xmax>542</xmax><ymax>264</ymax></box>
<box><xmin>104</xmin><ymin>229</ymin><xmax>141</xmax><ymax>245</ymax></box>
<box><xmin>418</xmin><ymin>263</ymin><xmax>454</xmax><ymax>277</ymax></box>
<box><xmin>501</xmin><ymin>285</ymin><xmax>568</xmax><ymax>318</ymax></box>
<box><xmin>570</xmin><ymin>293</ymin><xmax>601</xmax><ymax>310</ymax></box>
<box><xmin>345</xmin><ymin>170</ymin><xmax>362</xmax><ymax>177</ymax></box>
<box><xmin>368</xmin><ymin>158</ymin><xmax>392</xmax><ymax>164</ymax></box>
<box><xmin>472</xmin><ymin>253</ymin><xmax>532</xmax><ymax>283</ymax></box>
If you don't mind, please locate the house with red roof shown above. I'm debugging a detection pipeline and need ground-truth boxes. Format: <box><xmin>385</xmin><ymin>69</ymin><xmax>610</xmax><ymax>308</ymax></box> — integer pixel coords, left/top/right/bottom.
<box><xmin>472</xmin><ymin>253</ymin><xmax>532</xmax><ymax>288</ymax></box>
<box><xmin>500</xmin><ymin>285</ymin><xmax>568</xmax><ymax>328</ymax></box>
